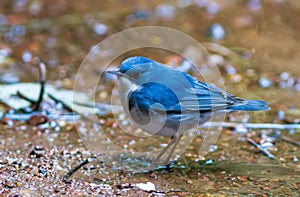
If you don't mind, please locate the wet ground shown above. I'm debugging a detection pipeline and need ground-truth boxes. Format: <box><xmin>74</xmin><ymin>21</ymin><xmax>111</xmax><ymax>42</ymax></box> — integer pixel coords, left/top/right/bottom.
<box><xmin>1</xmin><ymin>0</ymin><xmax>300</xmax><ymax>196</ymax></box>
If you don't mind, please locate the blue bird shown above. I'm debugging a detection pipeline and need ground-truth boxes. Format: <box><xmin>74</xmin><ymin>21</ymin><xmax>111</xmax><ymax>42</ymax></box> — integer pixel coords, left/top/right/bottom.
<box><xmin>106</xmin><ymin>56</ymin><xmax>269</xmax><ymax>170</ymax></box>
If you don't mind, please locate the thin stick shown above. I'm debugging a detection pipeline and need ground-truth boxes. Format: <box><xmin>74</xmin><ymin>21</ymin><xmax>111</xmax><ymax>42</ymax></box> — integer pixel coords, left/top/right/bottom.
<box><xmin>4</xmin><ymin>113</ymin><xmax>80</xmax><ymax>121</ymax></box>
<box><xmin>33</xmin><ymin>63</ymin><xmax>46</xmax><ymax>111</ymax></box>
<box><xmin>16</xmin><ymin>91</ymin><xmax>36</xmax><ymax>104</ymax></box>
<box><xmin>280</xmin><ymin>136</ymin><xmax>300</xmax><ymax>147</ymax></box>
<box><xmin>247</xmin><ymin>138</ymin><xmax>276</xmax><ymax>159</ymax></box>
<box><xmin>48</xmin><ymin>93</ymin><xmax>74</xmax><ymax>112</ymax></box>
<box><xmin>63</xmin><ymin>159</ymin><xmax>89</xmax><ymax>183</ymax></box>
<box><xmin>201</xmin><ymin>122</ymin><xmax>300</xmax><ymax>130</ymax></box>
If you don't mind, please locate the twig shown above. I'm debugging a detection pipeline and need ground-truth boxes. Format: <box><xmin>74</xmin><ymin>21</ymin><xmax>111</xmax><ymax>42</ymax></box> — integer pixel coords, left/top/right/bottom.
<box><xmin>16</xmin><ymin>91</ymin><xmax>36</xmax><ymax>104</ymax></box>
<box><xmin>247</xmin><ymin>138</ymin><xmax>276</xmax><ymax>159</ymax></box>
<box><xmin>32</xmin><ymin>63</ymin><xmax>46</xmax><ymax>111</ymax></box>
<box><xmin>4</xmin><ymin>113</ymin><xmax>80</xmax><ymax>121</ymax></box>
<box><xmin>280</xmin><ymin>136</ymin><xmax>300</xmax><ymax>147</ymax></box>
<box><xmin>63</xmin><ymin>159</ymin><xmax>89</xmax><ymax>183</ymax></box>
<box><xmin>47</xmin><ymin>93</ymin><xmax>74</xmax><ymax>112</ymax></box>
<box><xmin>201</xmin><ymin>122</ymin><xmax>300</xmax><ymax>130</ymax></box>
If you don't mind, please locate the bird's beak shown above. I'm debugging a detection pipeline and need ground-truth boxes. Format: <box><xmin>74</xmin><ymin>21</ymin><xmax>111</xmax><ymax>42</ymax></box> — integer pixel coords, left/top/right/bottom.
<box><xmin>105</xmin><ymin>69</ymin><xmax>122</xmax><ymax>76</ymax></box>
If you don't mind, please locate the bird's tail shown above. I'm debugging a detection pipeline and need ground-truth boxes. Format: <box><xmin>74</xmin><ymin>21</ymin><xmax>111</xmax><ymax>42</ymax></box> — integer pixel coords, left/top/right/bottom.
<box><xmin>229</xmin><ymin>100</ymin><xmax>270</xmax><ymax>111</ymax></box>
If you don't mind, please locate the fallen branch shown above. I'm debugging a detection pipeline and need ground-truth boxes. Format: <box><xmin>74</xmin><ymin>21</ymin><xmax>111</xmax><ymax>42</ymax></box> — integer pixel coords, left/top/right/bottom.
<box><xmin>48</xmin><ymin>93</ymin><xmax>74</xmax><ymax>112</ymax></box>
<box><xmin>33</xmin><ymin>63</ymin><xmax>47</xmax><ymax>111</ymax></box>
<box><xmin>280</xmin><ymin>136</ymin><xmax>300</xmax><ymax>146</ymax></box>
<box><xmin>247</xmin><ymin>138</ymin><xmax>276</xmax><ymax>159</ymax></box>
<box><xmin>16</xmin><ymin>91</ymin><xmax>36</xmax><ymax>104</ymax></box>
<box><xmin>63</xmin><ymin>159</ymin><xmax>89</xmax><ymax>183</ymax></box>
<box><xmin>201</xmin><ymin>122</ymin><xmax>300</xmax><ymax>130</ymax></box>
<box><xmin>3</xmin><ymin>112</ymin><xmax>80</xmax><ymax>121</ymax></box>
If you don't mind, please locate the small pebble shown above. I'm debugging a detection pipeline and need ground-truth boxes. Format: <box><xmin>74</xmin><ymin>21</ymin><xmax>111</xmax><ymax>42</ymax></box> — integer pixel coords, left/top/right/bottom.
<box><xmin>186</xmin><ymin>179</ymin><xmax>193</xmax><ymax>184</ymax></box>
<box><xmin>230</xmin><ymin>74</ymin><xmax>242</xmax><ymax>83</ymax></box>
<box><xmin>209</xmin><ymin>144</ymin><xmax>218</xmax><ymax>152</ymax></box>
<box><xmin>30</xmin><ymin>146</ymin><xmax>45</xmax><ymax>158</ymax></box>
<box><xmin>38</xmin><ymin>169</ymin><xmax>48</xmax><ymax>177</ymax></box>
<box><xmin>294</xmin><ymin>83</ymin><xmax>300</xmax><ymax>91</ymax></box>
<box><xmin>234</xmin><ymin>124</ymin><xmax>248</xmax><ymax>133</ymax></box>
<box><xmin>206</xmin><ymin>1</ymin><xmax>220</xmax><ymax>14</ymax></box>
<box><xmin>93</xmin><ymin>23</ymin><xmax>107</xmax><ymax>35</ymax></box>
<box><xmin>26</xmin><ymin>114</ymin><xmax>48</xmax><ymax>126</ymax></box>
<box><xmin>156</xmin><ymin>4</ymin><xmax>176</xmax><ymax>19</ymax></box>
<box><xmin>225</xmin><ymin>64</ymin><xmax>236</xmax><ymax>75</ymax></box>
<box><xmin>1</xmin><ymin>117</ymin><xmax>14</xmax><ymax>127</ymax></box>
<box><xmin>292</xmin><ymin>156</ymin><xmax>298</xmax><ymax>163</ymax></box>
<box><xmin>210</xmin><ymin>23</ymin><xmax>225</xmax><ymax>40</ymax></box>
<box><xmin>134</xmin><ymin>182</ymin><xmax>155</xmax><ymax>191</ymax></box>
<box><xmin>205</xmin><ymin>159</ymin><xmax>214</xmax><ymax>165</ymax></box>
<box><xmin>277</xmin><ymin>110</ymin><xmax>285</xmax><ymax>120</ymax></box>
<box><xmin>209</xmin><ymin>54</ymin><xmax>224</xmax><ymax>66</ymax></box>
<box><xmin>29</xmin><ymin>0</ymin><xmax>42</xmax><ymax>15</ymax></box>
<box><xmin>22</xmin><ymin>51</ymin><xmax>32</xmax><ymax>62</ymax></box>
<box><xmin>259</xmin><ymin>77</ymin><xmax>272</xmax><ymax>88</ymax></box>
<box><xmin>280</xmin><ymin>72</ymin><xmax>290</xmax><ymax>80</ymax></box>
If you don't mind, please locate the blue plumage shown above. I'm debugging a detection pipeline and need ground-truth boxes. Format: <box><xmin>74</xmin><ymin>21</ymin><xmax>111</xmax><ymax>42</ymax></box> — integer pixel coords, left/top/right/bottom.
<box><xmin>107</xmin><ymin>56</ymin><xmax>270</xmax><ymax>169</ymax></box>
<box><xmin>120</xmin><ymin>56</ymin><xmax>269</xmax><ymax>115</ymax></box>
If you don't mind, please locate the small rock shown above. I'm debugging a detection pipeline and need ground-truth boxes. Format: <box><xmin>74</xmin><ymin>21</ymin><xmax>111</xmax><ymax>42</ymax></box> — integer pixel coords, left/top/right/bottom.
<box><xmin>30</xmin><ymin>146</ymin><xmax>45</xmax><ymax>158</ymax></box>
<box><xmin>134</xmin><ymin>182</ymin><xmax>155</xmax><ymax>192</ymax></box>
<box><xmin>206</xmin><ymin>1</ymin><xmax>220</xmax><ymax>14</ymax></box>
<box><xmin>22</xmin><ymin>51</ymin><xmax>32</xmax><ymax>62</ymax></box>
<box><xmin>258</xmin><ymin>77</ymin><xmax>272</xmax><ymax>88</ymax></box>
<box><xmin>234</xmin><ymin>124</ymin><xmax>248</xmax><ymax>133</ymax></box>
<box><xmin>209</xmin><ymin>145</ymin><xmax>218</xmax><ymax>152</ymax></box>
<box><xmin>280</xmin><ymin>72</ymin><xmax>290</xmax><ymax>80</ymax></box>
<box><xmin>292</xmin><ymin>156</ymin><xmax>298</xmax><ymax>163</ymax></box>
<box><xmin>1</xmin><ymin>117</ymin><xmax>14</xmax><ymax>127</ymax></box>
<box><xmin>156</xmin><ymin>4</ymin><xmax>176</xmax><ymax>19</ymax></box>
<box><xmin>38</xmin><ymin>168</ymin><xmax>48</xmax><ymax>177</ymax></box>
<box><xmin>116</xmin><ymin>183</ymin><xmax>131</xmax><ymax>189</ymax></box>
<box><xmin>210</xmin><ymin>23</ymin><xmax>225</xmax><ymax>40</ymax></box>
<box><xmin>205</xmin><ymin>159</ymin><xmax>214</xmax><ymax>165</ymax></box>
<box><xmin>0</xmin><ymin>158</ymin><xmax>8</xmax><ymax>165</ymax></box>
<box><xmin>186</xmin><ymin>179</ymin><xmax>193</xmax><ymax>184</ymax></box>
<box><xmin>278</xmin><ymin>110</ymin><xmax>285</xmax><ymax>120</ymax></box>
<box><xmin>93</xmin><ymin>23</ymin><xmax>107</xmax><ymax>35</ymax></box>
<box><xmin>26</xmin><ymin>114</ymin><xmax>48</xmax><ymax>125</ymax></box>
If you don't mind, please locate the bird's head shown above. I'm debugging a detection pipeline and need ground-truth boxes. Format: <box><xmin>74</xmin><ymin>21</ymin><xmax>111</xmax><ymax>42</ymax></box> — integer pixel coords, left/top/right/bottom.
<box><xmin>106</xmin><ymin>56</ymin><xmax>153</xmax><ymax>80</ymax></box>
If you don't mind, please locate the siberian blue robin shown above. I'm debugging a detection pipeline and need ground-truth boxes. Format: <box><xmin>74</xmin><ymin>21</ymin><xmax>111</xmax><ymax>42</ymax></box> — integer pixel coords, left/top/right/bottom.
<box><xmin>107</xmin><ymin>56</ymin><xmax>269</xmax><ymax>170</ymax></box>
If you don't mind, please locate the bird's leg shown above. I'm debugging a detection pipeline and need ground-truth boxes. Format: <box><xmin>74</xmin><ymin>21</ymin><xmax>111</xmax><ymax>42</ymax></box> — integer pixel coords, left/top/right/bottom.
<box><xmin>147</xmin><ymin>135</ymin><xmax>178</xmax><ymax>171</ymax></box>
<box><xmin>163</xmin><ymin>134</ymin><xmax>183</xmax><ymax>166</ymax></box>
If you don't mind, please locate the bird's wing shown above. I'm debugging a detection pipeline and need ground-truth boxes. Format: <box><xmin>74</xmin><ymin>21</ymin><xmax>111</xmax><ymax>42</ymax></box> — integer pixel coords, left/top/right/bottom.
<box><xmin>180</xmin><ymin>73</ymin><xmax>247</xmax><ymax>112</ymax></box>
<box><xmin>128</xmin><ymin>70</ymin><xmax>248</xmax><ymax>114</ymax></box>
<box><xmin>128</xmin><ymin>82</ymin><xmax>183</xmax><ymax>114</ymax></box>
